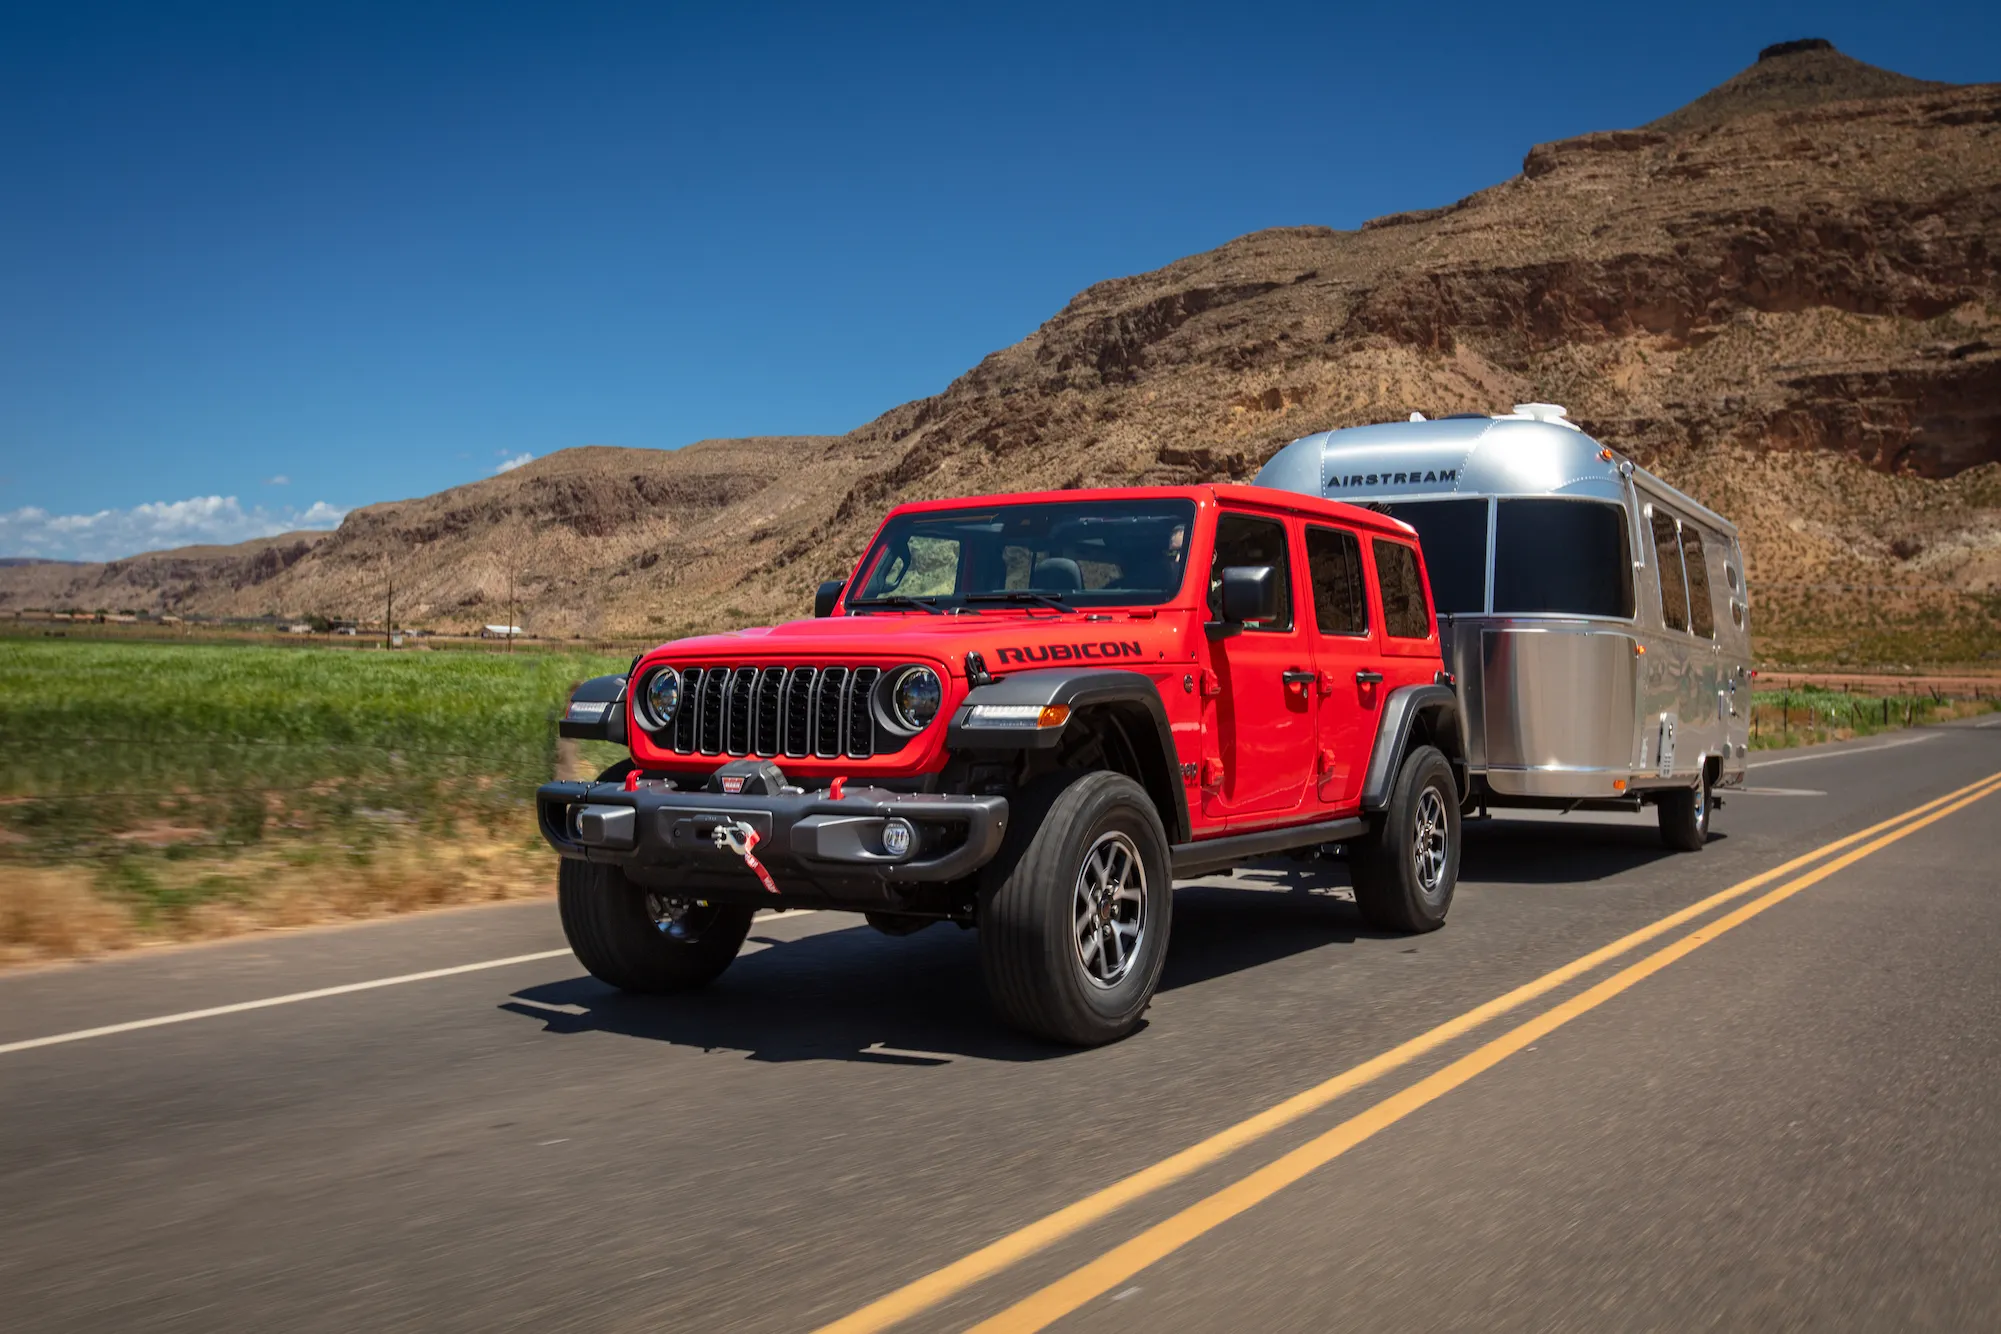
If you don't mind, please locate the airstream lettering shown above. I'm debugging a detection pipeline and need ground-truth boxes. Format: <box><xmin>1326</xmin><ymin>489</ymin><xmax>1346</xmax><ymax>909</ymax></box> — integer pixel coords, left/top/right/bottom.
<box><xmin>1256</xmin><ymin>405</ymin><xmax>1751</xmax><ymax>850</ymax></box>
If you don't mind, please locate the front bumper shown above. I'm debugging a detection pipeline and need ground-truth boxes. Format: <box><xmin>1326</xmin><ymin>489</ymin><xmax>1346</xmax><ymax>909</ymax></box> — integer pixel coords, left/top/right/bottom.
<box><xmin>534</xmin><ymin>780</ymin><xmax>1009</xmax><ymax>909</ymax></box>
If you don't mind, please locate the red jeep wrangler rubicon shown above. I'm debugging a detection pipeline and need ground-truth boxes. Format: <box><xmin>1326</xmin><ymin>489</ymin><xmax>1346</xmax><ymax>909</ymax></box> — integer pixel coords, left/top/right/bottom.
<box><xmin>540</xmin><ymin>485</ymin><xmax>1464</xmax><ymax>1044</ymax></box>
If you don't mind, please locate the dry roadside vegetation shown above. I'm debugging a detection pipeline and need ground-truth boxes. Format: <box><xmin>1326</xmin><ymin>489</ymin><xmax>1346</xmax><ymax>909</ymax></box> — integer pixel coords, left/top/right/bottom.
<box><xmin>0</xmin><ymin>638</ymin><xmax>626</xmax><ymax>967</ymax></box>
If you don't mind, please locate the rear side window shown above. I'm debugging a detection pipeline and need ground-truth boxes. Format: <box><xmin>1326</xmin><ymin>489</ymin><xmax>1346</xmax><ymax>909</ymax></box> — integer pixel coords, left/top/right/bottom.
<box><xmin>1384</xmin><ymin>499</ymin><xmax>1487</xmax><ymax>615</ymax></box>
<box><xmin>1650</xmin><ymin>509</ymin><xmax>1689</xmax><ymax>632</ymax></box>
<box><xmin>1372</xmin><ymin>539</ymin><xmax>1431</xmax><ymax>640</ymax></box>
<box><xmin>1493</xmin><ymin>500</ymin><xmax>1634</xmax><ymax>618</ymax></box>
<box><xmin>1305</xmin><ymin>526</ymin><xmax>1368</xmax><ymax>636</ymax></box>
<box><xmin>1209</xmin><ymin>512</ymin><xmax>1293</xmax><ymax>632</ymax></box>
<box><xmin>1682</xmin><ymin>525</ymin><xmax>1715</xmax><ymax>639</ymax></box>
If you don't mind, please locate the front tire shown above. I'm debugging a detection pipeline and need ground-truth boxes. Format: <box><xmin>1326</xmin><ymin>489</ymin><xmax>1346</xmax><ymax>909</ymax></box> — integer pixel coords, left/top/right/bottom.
<box><xmin>1349</xmin><ymin>745</ymin><xmax>1459</xmax><ymax>933</ymax></box>
<box><xmin>558</xmin><ymin>859</ymin><xmax>754</xmax><ymax>992</ymax></box>
<box><xmin>1657</xmin><ymin>771</ymin><xmax>1711</xmax><ymax>851</ymax></box>
<box><xmin>979</xmin><ymin>771</ymin><xmax>1173</xmax><ymax>1046</ymax></box>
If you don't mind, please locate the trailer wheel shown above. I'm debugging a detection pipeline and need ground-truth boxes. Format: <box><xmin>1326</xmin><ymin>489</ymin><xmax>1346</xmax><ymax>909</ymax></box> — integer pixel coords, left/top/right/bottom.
<box><xmin>1349</xmin><ymin>745</ymin><xmax>1459</xmax><ymax>933</ymax></box>
<box><xmin>1657</xmin><ymin>772</ymin><xmax>1711</xmax><ymax>851</ymax></box>
<box><xmin>979</xmin><ymin>770</ymin><xmax>1173</xmax><ymax>1046</ymax></box>
<box><xmin>558</xmin><ymin>859</ymin><xmax>754</xmax><ymax>992</ymax></box>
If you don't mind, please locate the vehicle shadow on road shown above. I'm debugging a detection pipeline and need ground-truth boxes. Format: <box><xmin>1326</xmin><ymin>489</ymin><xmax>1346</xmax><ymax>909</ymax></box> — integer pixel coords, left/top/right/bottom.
<box><xmin>1460</xmin><ymin>816</ymin><xmax>1715</xmax><ymax>883</ymax></box>
<box><xmin>498</xmin><ymin>861</ymin><xmax>1384</xmax><ymax>1063</ymax></box>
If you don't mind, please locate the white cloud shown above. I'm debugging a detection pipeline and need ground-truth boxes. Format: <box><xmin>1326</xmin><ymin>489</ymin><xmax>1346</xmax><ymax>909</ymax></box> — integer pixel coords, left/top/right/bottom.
<box><xmin>264</xmin><ymin>474</ymin><xmax>290</xmax><ymax>486</ymax></box>
<box><xmin>495</xmin><ymin>452</ymin><xmax>533</xmax><ymax>474</ymax></box>
<box><xmin>0</xmin><ymin>495</ymin><xmax>348</xmax><ymax>563</ymax></box>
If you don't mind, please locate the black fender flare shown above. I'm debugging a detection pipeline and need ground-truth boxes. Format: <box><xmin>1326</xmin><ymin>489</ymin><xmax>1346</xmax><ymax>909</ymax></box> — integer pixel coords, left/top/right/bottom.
<box><xmin>947</xmin><ymin>667</ymin><xmax>1190</xmax><ymax>842</ymax></box>
<box><xmin>1360</xmin><ymin>684</ymin><xmax>1464</xmax><ymax>812</ymax></box>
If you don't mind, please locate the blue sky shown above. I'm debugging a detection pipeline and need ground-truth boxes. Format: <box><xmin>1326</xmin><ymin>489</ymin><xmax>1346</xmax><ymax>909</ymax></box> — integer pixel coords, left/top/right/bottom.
<box><xmin>3</xmin><ymin>1</ymin><xmax>1996</xmax><ymax>560</ymax></box>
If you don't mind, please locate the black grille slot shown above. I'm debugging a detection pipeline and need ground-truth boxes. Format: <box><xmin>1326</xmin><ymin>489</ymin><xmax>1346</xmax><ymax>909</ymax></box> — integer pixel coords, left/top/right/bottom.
<box><xmin>671</xmin><ymin>667</ymin><xmax>701</xmax><ymax>752</ymax></box>
<box><xmin>783</xmin><ymin>668</ymin><xmax>817</xmax><ymax>758</ymax></box>
<box><xmin>814</xmin><ymin>667</ymin><xmax>850</xmax><ymax>758</ymax></box>
<box><xmin>725</xmin><ymin>667</ymin><xmax>757</xmax><ymax>755</ymax></box>
<box><xmin>847</xmin><ymin>666</ymin><xmax>881</xmax><ymax>758</ymax></box>
<box><xmin>661</xmin><ymin>662</ymin><xmax>891</xmax><ymax>761</ymax></box>
<box><xmin>698</xmin><ymin>669</ymin><xmax>728</xmax><ymax>754</ymax></box>
<box><xmin>755</xmin><ymin>668</ymin><xmax>786</xmax><ymax>756</ymax></box>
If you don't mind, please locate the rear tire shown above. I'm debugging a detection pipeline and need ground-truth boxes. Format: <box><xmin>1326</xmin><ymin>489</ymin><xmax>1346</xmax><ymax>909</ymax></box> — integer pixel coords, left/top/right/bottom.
<box><xmin>979</xmin><ymin>771</ymin><xmax>1173</xmax><ymax>1046</ymax></box>
<box><xmin>558</xmin><ymin>859</ymin><xmax>754</xmax><ymax>992</ymax></box>
<box><xmin>1657</xmin><ymin>772</ymin><xmax>1711</xmax><ymax>851</ymax></box>
<box><xmin>1349</xmin><ymin>745</ymin><xmax>1458</xmax><ymax>933</ymax></box>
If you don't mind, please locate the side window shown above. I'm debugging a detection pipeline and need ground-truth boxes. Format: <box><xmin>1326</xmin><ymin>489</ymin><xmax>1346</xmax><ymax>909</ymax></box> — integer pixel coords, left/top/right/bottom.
<box><xmin>1208</xmin><ymin>512</ymin><xmax>1293</xmax><ymax>632</ymax></box>
<box><xmin>1650</xmin><ymin>509</ymin><xmax>1689</xmax><ymax>633</ymax></box>
<box><xmin>1373</xmin><ymin>538</ymin><xmax>1432</xmax><ymax>640</ymax></box>
<box><xmin>1305</xmin><ymin>525</ymin><xmax>1368</xmax><ymax>636</ymax></box>
<box><xmin>1683</xmin><ymin>525</ymin><xmax>1714</xmax><ymax>639</ymax></box>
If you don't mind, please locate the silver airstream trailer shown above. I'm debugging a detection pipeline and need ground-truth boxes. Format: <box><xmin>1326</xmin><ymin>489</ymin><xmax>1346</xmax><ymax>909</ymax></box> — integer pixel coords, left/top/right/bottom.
<box><xmin>1256</xmin><ymin>405</ymin><xmax>1752</xmax><ymax>849</ymax></box>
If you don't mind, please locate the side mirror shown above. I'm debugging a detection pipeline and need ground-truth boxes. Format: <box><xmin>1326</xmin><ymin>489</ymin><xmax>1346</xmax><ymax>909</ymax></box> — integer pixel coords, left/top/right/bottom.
<box><xmin>559</xmin><ymin>674</ymin><xmax>628</xmax><ymax>745</ymax></box>
<box><xmin>815</xmin><ymin>580</ymin><xmax>845</xmax><ymax>618</ymax></box>
<box><xmin>1219</xmin><ymin>565</ymin><xmax>1280</xmax><ymax>625</ymax></box>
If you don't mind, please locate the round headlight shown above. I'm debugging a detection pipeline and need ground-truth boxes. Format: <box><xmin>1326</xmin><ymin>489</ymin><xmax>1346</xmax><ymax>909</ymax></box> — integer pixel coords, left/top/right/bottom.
<box><xmin>888</xmin><ymin>666</ymin><xmax>943</xmax><ymax>732</ymax></box>
<box><xmin>642</xmin><ymin>669</ymin><xmax>681</xmax><ymax>729</ymax></box>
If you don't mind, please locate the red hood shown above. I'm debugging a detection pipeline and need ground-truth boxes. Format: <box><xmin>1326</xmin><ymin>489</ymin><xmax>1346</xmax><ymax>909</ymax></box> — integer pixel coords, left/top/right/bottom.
<box><xmin>651</xmin><ymin>611</ymin><xmax>1198</xmax><ymax>678</ymax></box>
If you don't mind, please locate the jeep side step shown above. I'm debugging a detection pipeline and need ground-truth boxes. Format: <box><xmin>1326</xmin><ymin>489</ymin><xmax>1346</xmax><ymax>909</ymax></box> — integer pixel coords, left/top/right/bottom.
<box><xmin>1170</xmin><ymin>817</ymin><xmax>1368</xmax><ymax>879</ymax></box>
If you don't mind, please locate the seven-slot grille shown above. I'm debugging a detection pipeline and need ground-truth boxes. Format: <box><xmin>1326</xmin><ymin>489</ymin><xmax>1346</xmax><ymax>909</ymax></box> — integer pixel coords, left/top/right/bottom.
<box><xmin>659</xmin><ymin>665</ymin><xmax>883</xmax><ymax>760</ymax></box>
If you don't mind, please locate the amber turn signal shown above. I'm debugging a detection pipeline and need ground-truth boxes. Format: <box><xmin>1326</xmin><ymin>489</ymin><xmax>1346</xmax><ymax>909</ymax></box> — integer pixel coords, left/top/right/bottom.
<box><xmin>1038</xmin><ymin>704</ymin><xmax>1071</xmax><ymax>728</ymax></box>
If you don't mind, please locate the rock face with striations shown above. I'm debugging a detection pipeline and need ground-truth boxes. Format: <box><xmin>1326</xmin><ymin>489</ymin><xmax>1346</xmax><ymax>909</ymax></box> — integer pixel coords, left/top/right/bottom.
<box><xmin>6</xmin><ymin>42</ymin><xmax>1998</xmax><ymax>660</ymax></box>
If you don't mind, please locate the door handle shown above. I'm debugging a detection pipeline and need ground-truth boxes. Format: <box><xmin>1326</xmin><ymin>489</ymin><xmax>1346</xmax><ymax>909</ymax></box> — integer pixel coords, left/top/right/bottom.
<box><xmin>1354</xmin><ymin>670</ymin><xmax>1384</xmax><ymax>685</ymax></box>
<box><xmin>1281</xmin><ymin>669</ymin><xmax>1316</xmax><ymax>685</ymax></box>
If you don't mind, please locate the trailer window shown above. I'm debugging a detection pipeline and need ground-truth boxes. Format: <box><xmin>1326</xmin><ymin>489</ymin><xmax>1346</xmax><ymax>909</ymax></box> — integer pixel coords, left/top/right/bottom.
<box><xmin>1650</xmin><ymin>510</ymin><xmax>1689</xmax><ymax>632</ymax></box>
<box><xmin>1373</xmin><ymin>539</ymin><xmax>1431</xmax><ymax>639</ymax></box>
<box><xmin>1381</xmin><ymin>499</ymin><xmax>1487</xmax><ymax>614</ymax></box>
<box><xmin>1683</xmin><ymin>525</ymin><xmax>1715</xmax><ymax>638</ymax></box>
<box><xmin>1305</xmin><ymin>525</ymin><xmax>1368</xmax><ymax>636</ymax></box>
<box><xmin>1493</xmin><ymin>500</ymin><xmax>1635</xmax><ymax>618</ymax></box>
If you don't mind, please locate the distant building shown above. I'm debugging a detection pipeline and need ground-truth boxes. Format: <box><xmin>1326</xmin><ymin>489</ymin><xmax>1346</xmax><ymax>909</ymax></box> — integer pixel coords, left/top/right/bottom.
<box><xmin>481</xmin><ymin>624</ymin><xmax>524</xmax><ymax>639</ymax></box>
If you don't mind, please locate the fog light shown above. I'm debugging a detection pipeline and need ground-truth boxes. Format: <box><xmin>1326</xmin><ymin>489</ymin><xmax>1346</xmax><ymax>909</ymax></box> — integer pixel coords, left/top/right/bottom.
<box><xmin>882</xmin><ymin>817</ymin><xmax>915</xmax><ymax>858</ymax></box>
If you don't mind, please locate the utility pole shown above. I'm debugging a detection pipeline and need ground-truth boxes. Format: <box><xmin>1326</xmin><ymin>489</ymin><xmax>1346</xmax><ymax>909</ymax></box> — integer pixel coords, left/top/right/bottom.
<box><xmin>385</xmin><ymin>575</ymin><xmax>394</xmax><ymax>651</ymax></box>
<box><xmin>507</xmin><ymin>566</ymin><xmax>515</xmax><ymax>654</ymax></box>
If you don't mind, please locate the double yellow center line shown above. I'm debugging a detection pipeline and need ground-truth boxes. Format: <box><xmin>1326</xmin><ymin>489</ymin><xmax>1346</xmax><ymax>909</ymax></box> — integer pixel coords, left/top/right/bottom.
<box><xmin>818</xmin><ymin>769</ymin><xmax>2001</xmax><ymax>1334</ymax></box>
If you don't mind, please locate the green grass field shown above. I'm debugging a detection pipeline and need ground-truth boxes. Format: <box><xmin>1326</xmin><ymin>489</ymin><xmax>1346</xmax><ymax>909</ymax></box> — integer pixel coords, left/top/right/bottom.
<box><xmin>1</xmin><ymin>637</ymin><xmax>1992</xmax><ymax>961</ymax></box>
<box><xmin>0</xmin><ymin>639</ymin><xmax>626</xmax><ymax>955</ymax></box>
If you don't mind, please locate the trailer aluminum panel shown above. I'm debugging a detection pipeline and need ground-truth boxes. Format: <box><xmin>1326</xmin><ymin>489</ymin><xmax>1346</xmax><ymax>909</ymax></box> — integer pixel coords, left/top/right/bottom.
<box><xmin>1255</xmin><ymin>408</ymin><xmax>1751</xmax><ymax>832</ymax></box>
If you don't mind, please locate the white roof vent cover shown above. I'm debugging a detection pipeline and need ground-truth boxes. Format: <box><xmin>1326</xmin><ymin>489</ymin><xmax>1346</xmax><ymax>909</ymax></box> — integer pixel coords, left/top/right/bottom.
<box><xmin>1502</xmin><ymin>402</ymin><xmax>1581</xmax><ymax>430</ymax></box>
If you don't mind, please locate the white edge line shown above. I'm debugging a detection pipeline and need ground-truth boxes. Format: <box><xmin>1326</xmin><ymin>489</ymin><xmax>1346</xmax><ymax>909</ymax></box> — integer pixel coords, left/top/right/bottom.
<box><xmin>1748</xmin><ymin>734</ymin><xmax>1937</xmax><ymax>769</ymax></box>
<box><xmin>0</xmin><ymin>908</ymin><xmax>824</xmax><ymax>1057</ymax></box>
<box><xmin>0</xmin><ymin>949</ymin><xmax>575</xmax><ymax>1056</ymax></box>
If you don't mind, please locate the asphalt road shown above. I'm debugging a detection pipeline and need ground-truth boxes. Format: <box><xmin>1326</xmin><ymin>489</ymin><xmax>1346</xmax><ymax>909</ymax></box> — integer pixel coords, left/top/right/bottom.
<box><xmin>5</xmin><ymin>718</ymin><xmax>2000</xmax><ymax>1332</ymax></box>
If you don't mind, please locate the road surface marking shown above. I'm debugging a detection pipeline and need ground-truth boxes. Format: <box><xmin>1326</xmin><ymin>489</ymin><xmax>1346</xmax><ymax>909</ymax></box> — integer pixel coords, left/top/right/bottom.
<box><xmin>0</xmin><ymin>908</ymin><xmax>822</xmax><ymax>1057</ymax></box>
<box><xmin>1749</xmin><ymin>734</ymin><xmax>1935</xmax><ymax>768</ymax></box>
<box><xmin>1732</xmin><ymin>787</ymin><xmax>1826</xmax><ymax>797</ymax></box>
<box><xmin>971</xmin><ymin>773</ymin><xmax>2001</xmax><ymax>1332</ymax></box>
<box><xmin>813</xmin><ymin>769</ymin><xmax>2001</xmax><ymax>1334</ymax></box>
<box><xmin>0</xmin><ymin>950</ymin><xmax>574</xmax><ymax>1057</ymax></box>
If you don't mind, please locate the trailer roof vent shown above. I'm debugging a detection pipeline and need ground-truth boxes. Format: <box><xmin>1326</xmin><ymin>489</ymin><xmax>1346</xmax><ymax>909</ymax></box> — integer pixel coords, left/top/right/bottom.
<box><xmin>1501</xmin><ymin>402</ymin><xmax>1581</xmax><ymax>430</ymax></box>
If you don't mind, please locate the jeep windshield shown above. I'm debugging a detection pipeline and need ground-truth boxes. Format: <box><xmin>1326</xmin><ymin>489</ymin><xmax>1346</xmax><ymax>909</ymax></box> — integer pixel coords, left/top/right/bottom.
<box><xmin>847</xmin><ymin>499</ymin><xmax>1196</xmax><ymax>612</ymax></box>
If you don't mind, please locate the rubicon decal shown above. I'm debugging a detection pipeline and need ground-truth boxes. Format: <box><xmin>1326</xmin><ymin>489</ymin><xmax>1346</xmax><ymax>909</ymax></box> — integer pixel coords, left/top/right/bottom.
<box><xmin>994</xmin><ymin>641</ymin><xmax>1145</xmax><ymax>665</ymax></box>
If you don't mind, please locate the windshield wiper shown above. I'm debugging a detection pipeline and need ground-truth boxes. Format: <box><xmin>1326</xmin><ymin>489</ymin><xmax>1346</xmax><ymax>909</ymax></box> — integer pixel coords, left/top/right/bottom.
<box><xmin>847</xmin><ymin>595</ymin><xmax>946</xmax><ymax>615</ymax></box>
<box><xmin>965</xmin><ymin>591</ymin><xmax>1073</xmax><ymax>613</ymax></box>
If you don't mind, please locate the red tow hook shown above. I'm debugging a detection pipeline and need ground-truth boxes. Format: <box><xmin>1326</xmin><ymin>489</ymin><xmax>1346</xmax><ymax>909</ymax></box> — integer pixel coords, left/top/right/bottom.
<box><xmin>623</xmin><ymin>770</ymin><xmax>641</xmax><ymax>792</ymax></box>
<box><xmin>828</xmin><ymin>776</ymin><xmax>848</xmax><ymax>801</ymax></box>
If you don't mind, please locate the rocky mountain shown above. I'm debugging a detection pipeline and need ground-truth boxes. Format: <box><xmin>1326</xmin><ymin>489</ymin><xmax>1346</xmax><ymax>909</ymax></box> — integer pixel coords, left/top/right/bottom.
<box><xmin>6</xmin><ymin>41</ymin><xmax>1998</xmax><ymax>662</ymax></box>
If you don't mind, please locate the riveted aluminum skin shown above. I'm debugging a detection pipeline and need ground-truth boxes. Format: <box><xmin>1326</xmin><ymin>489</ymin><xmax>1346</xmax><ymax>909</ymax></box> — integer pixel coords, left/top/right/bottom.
<box><xmin>1256</xmin><ymin>415</ymin><xmax>1752</xmax><ymax>804</ymax></box>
